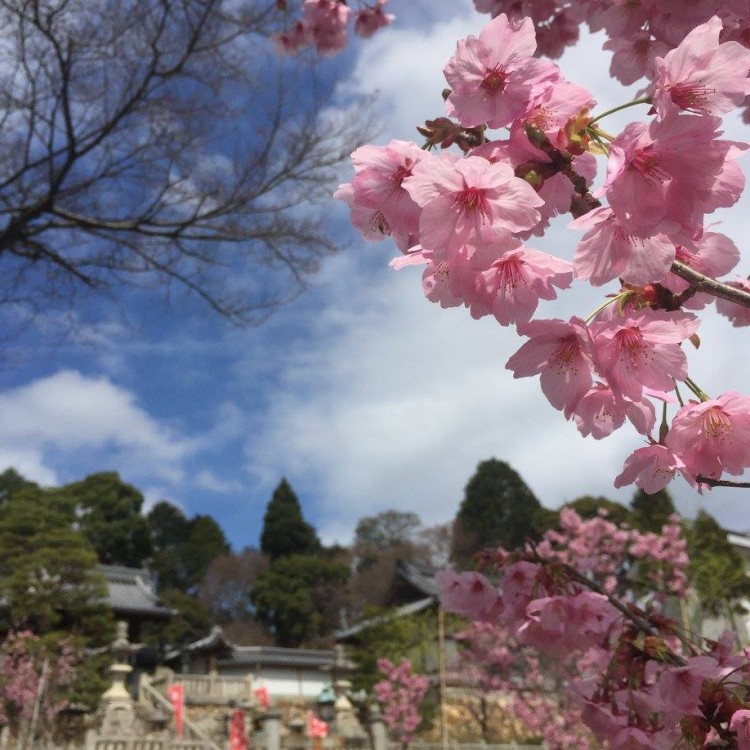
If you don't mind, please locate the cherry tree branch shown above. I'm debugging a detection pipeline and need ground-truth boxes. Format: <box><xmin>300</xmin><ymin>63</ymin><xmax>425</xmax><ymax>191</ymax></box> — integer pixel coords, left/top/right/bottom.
<box><xmin>696</xmin><ymin>475</ymin><xmax>750</xmax><ymax>488</ymax></box>
<box><xmin>670</xmin><ymin>261</ymin><xmax>750</xmax><ymax>309</ymax></box>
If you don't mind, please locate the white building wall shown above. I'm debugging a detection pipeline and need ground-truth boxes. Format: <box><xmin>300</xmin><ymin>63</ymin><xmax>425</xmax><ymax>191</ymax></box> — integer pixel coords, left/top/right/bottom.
<box><xmin>220</xmin><ymin>665</ymin><xmax>330</xmax><ymax>699</ymax></box>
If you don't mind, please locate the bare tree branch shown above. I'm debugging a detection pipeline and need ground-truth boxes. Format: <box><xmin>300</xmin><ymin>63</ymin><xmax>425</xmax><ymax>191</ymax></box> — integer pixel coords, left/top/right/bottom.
<box><xmin>0</xmin><ymin>0</ymin><xmax>372</xmax><ymax>327</ymax></box>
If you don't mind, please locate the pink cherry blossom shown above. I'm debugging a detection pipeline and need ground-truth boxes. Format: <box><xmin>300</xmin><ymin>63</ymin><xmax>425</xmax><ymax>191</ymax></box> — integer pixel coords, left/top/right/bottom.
<box><xmin>666</xmin><ymin>391</ymin><xmax>750</xmax><ymax>478</ymax></box>
<box><xmin>571</xmin><ymin>206</ymin><xmax>676</xmax><ymax>286</ymax></box>
<box><xmin>573</xmin><ymin>382</ymin><xmax>655</xmax><ymax>439</ymax></box>
<box><xmin>604</xmin><ymin>31</ymin><xmax>671</xmax><ymax>86</ymax></box>
<box><xmin>342</xmin><ymin>139</ymin><xmax>424</xmax><ymax>251</ymax></box>
<box><xmin>472</xmin><ymin>126</ymin><xmax>597</xmax><ymax>237</ymax></box>
<box><xmin>336</xmin><ymin>182</ymin><xmax>418</xmax><ymax>251</ymax></box>
<box><xmin>353</xmin><ymin>0</ymin><xmax>394</xmax><ymax>39</ymax></box>
<box><xmin>374</xmin><ymin>659</ymin><xmax>428</xmax><ymax>747</ymax></box>
<box><xmin>592</xmin><ymin>310</ymin><xmax>699</xmax><ymax>401</ymax></box>
<box><xmin>660</xmin><ymin>229</ymin><xmax>741</xmax><ymax>309</ymax></box>
<box><xmin>652</xmin><ymin>16</ymin><xmax>750</xmax><ymax>119</ymax></box>
<box><xmin>657</xmin><ymin>656</ymin><xmax>719</xmax><ymax>717</ymax></box>
<box><xmin>403</xmin><ymin>153</ymin><xmax>543</xmax><ymax>254</ymax></box>
<box><xmin>275</xmin><ymin>21</ymin><xmax>310</xmax><ymax>55</ymax></box>
<box><xmin>730</xmin><ymin>709</ymin><xmax>750</xmax><ymax>750</ymax></box>
<box><xmin>523</xmin><ymin>78</ymin><xmax>596</xmax><ymax>146</ymax></box>
<box><xmin>443</xmin><ymin>13</ymin><xmax>560</xmax><ymax>129</ymax></box>
<box><xmin>602</xmin><ymin>114</ymin><xmax>742</xmax><ymax>238</ymax></box>
<box><xmin>614</xmin><ymin>443</ymin><xmax>686</xmax><ymax>493</ymax></box>
<box><xmin>302</xmin><ymin>0</ymin><xmax>351</xmax><ymax>55</ymax></box>
<box><xmin>716</xmin><ymin>277</ymin><xmax>750</xmax><ymax>326</ymax></box>
<box><xmin>471</xmin><ymin>243</ymin><xmax>573</xmax><ymax>325</ymax></box>
<box><xmin>506</xmin><ymin>316</ymin><xmax>596</xmax><ymax>418</ymax></box>
<box><xmin>436</xmin><ymin>569</ymin><xmax>502</xmax><ymax>620</ymax></box>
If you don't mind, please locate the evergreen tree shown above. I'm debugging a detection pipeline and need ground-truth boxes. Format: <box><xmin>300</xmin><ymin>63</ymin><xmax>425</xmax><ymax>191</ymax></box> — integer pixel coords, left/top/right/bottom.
<box><xmin>631</xmin><ymin>488</ymin><xmax>677</xmax><ymax>533</ymax></box>
<box><xmin>450</xmin><ymin>459</ymin><xmax>543</xmax><ymax>568</ymax></box>
<box><xmin>687</xmin><ymin>511</ymin><xmax>750</xmax><ymax>620</ymax></box>
<box><xmin>64</xmin><ymin>472</ymin><xmax>153</xmax><ymax>568</ymax></box>
<box><xmin>0</xmin><ymin>485</ymin><xmax>110</xmax><ymax>640</ymax></box>
<box><xmin>140</xmin><ymin>589</ymin><xmax>214</xmax><ymax>649</ymax></box>
<box><xmin>148</xmin><ymin>502</ymin><xmax>230</xmax><ymax>592</ymax></box>
<box><xmin>250</xmin><ymin>554</ymin><xmax>349</xmax><ymax>646</ymax></box>
<box><xmin>181</xmin><ymin>515</ymin><xmax>231</xmax><ymax>589</ymax></box>
<box><xmin>259</xmin><ymin>479</ymin><xmax>321</xmax><ymax>561</ymax></box>
<box><xmin>0</xmin><ymin>468</ymin><xmax>37</xmax><ymax>506</ymax></box>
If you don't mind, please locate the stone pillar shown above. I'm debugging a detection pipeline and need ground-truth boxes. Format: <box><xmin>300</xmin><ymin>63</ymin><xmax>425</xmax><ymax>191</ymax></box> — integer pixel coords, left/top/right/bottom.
<box><xmin>99</xmin><ymin>622</ymin><xmax>136</xmax><ymax>736</ymax></box>
<box><xmin>260</xmin><ymin>710</ymin><xmax>282</xmax><ymax>750</ymax></box>
<box><xmin>368</xmin><ymin>705</ymin><xmax>388</xmax><ymax>750</ymax></box>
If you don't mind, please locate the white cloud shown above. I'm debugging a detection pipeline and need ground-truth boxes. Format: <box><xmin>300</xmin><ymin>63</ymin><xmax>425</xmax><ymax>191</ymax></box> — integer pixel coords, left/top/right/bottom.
<box><xmin>0</xmin><ymin>370</ymin><xmax>194</xmax><ymax>485</ymax></box>
<box><xmin>194</xmin><ymin>469</ymin><xmax>243</xmax><ymax>494</ymax></box>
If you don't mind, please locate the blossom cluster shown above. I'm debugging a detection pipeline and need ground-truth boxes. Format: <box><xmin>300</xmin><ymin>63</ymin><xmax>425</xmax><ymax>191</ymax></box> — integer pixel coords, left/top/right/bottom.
<box><xmin>337</xmin><ymin>10</ymin><xmax>750</xmax><ymax>495</ymax></box>
<box><xmin>473</xmin><ymin>0</ymin><xmax>750</xmax><ymax>122</ymax></box>
<box><xmin>275</xmin><ymin>0</ymin><xmax>394</xmax><ymax>56</ymax></box>
<box><xmin>0</xmin><ymin>631</ymin><xmax>77</xmax><ymax>739</ymax></box>
<box><xmin>374</xmin><ymin>658</ymin><xmax>429</xmax><ymax>747</ymax></box>
<box><xmin>437</xmin><ymin>511</ymin><xmax>750</xmax><ymax>749</ymax></box>
<box><xmin>453</xmin><ymin>620</ymin><xmax>595</xmax><ymax>748</ymax></box>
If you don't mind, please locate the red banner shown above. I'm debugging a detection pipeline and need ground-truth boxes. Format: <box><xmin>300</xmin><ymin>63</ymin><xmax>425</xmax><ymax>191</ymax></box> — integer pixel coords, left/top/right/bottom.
<box><xmin>307</xmin><ymin>711</ymin><xmax>328</xmax><ymax>739</ymax></box>
<box><xmin>167</xmin><ymin>683</ymin><xmax>185</xmax><ymax>739</ymax></box>
<box><xmin>230</xmin><ymin>710</ymin><xmax>248</xmax><ymax>750</ymax></box>
<box><xmin>253</xmin><ymin>686</ymin><xmax>270</xmax><ymax>709</ymax></box>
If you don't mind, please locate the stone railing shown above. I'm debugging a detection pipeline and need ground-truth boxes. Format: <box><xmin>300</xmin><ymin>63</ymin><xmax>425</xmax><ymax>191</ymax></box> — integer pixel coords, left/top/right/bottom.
<box><xmin>88</xmin><ymin>738</ymin><xmax>213</xmax><ymax>750</ymax></box>
<box><xmin>137</xmin><ymin>675</ymin><xmax>223</xmax><ymax>750</ymax></box>
<box><xmin>174</xmin><ymin>673</ymin><xmax>253</xmax><ymax>705</ymax></box>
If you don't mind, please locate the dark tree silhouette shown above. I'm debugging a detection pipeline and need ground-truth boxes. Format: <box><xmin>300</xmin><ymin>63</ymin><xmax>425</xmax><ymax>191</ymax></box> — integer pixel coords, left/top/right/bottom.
<box><xmin>259</xmin><ymin>478</ymin><xmax>320</xmax><ymax>561</ymax></box>
<box><xmin>451</xmin><ymin>458</ymin><xmax>544</xmax><ymax>568</ymax></box>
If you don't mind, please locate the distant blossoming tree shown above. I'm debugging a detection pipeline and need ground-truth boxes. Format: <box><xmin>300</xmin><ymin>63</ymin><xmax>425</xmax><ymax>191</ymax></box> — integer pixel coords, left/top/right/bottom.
<box><xmin>374</xmin><ymin>658</ymin><xmax>429</xmax><ymax>750</ymax></box>
<box><xmin>0</xmin><ymin>631</ymin><xmax>77</xmax><ymax>741</ymax></box>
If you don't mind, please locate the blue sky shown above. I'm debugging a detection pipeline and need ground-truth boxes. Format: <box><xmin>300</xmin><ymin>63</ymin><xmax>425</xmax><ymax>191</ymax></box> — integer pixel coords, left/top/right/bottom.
<box><xmin>2</xmin><ymin>0</ymin><xmax>750</xmax><ymax>552</ymax></box>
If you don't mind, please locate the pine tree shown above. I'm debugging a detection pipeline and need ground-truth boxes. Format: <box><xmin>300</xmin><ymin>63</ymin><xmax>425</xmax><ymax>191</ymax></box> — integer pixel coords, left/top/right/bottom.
<box><xmin>450</xmin><ymin>459</ymin><xmax>543</xmax><ymax>568</ymax></box>
<box><xmin>259</xmin><ymin>479</ymin><xmax>321</xmax><ymax>561</ymax></box>
<box><xmin>0</xmin><ymin>485</ymin><xmax>110</xmax><ymax>640</ymax></box>
<box><xmin>148</xmin><ymin>502</ymin><xmax>230</xmax><ymax>592</ymax></box>
<box><xmin>63</xmin><ymin>472</ymin><xmax>153</xmax><ymax>568</ymax></box>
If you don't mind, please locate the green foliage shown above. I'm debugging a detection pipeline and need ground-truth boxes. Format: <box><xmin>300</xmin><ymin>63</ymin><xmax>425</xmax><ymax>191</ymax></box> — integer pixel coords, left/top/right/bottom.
<box><xmin>250</xmin><ymin>554</ymin><xmax>349</xmax><ymax>646</ymax></box>
<box><xmin>0</xmin><ymin>468</ymin><xmax>37</xmax><ymax>506</ymax></box>
<box><xmin>631</xmin><ymin>488</ymin><xmax>677</xmax><ymax>533</ymax></box>
<box><xmin>355</xmin><ymin>511</ymin><xmax>422</xmax><ymax>549</ymax></box>
<box><xmin>140</xmin><ymin>589</ymin><xmax>213</xmax><ymax>648</ymax></box>
<box><xmin>63</xmin><ymin>472</ymin><xmax>153</xmax><ymax>568</ymax></box>
<box><xmin>687</xmin><ymin>511</ymin><xmax>750</xmax><ymax>618</ymax></box>
<box><xmin>67</xmin><ymin>648</ymin><xmax>110</xmax><ymax>712</ymax></box>
<box><xmin>451</xmin><ymin>459</ymin><xmax>544</xmax><ymax>567</ymax></box>
<box><xmin>349</xmin><ymin>608</ymin><xmax>441</xmax><ymax>692</ymax></box>
<box><xmin>148</xmin><ymin>502</ymin><xmax>230</xmax><ymax>592</ymax></box>
<box><xmin>260</xmin><ymin>479</ymin><xmax>321</xmax><ymax>561</ymax></box>
<box><xmin>0</xmin><ymin>485</ymin><xmax>111</xmax><ymax>641</ymax></box>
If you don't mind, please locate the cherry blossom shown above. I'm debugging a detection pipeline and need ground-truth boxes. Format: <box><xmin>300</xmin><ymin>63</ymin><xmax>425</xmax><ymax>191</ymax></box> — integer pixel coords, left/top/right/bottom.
<box><xmin>716</xmin><ymin>278</ymin><xmax>750</xmax><ymax>326</ymax></box>
<box><xmin>666</xmin><ymin>392</ymin><xmax>750</xmax><ymax>479</ymax></box>
<box><xmin>614</xmin><ymin>443</ymin><xmax>686</xmax><ymax>493</ymax></box>
<box><xmin>403</xmin><ymin>153</ymin><xmax>543</xmax><ymax>254</ymax></box>
<box><xmin>652</xmin><ymin>16</ymin><xmax>750</xmax><ymax>120</ymax></box>
<box><xmin>443</xmin><ymin>13</ymin><xmax>560</xmax><ymax>129</ymax></box>
<box><xmin>592</xmin><ymin>310</ymin><xmax>699</xmax><ymax>401</ymax></box>
<box><xmin>506</xmin><ymin>316</ymin><xmax>596</xmax><ymax>418</ymax></box>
